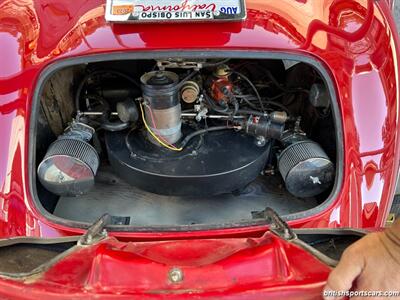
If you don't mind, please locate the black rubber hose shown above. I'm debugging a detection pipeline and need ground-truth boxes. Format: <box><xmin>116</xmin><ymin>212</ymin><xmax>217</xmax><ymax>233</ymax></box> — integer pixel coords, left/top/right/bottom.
<box><xmin>79</xmin><ymin>94</ymin><xmax>130</xmax><ymax>131</ymax></box>
<box><xmin>237</xmin><ymin>109</ymin><xmax>268</xmax><ymax>117</ymax></box>
<box><xmin>176</xmin><ymin>70</ymin><xmax>198</xmax><ymax>89</ymax></box>
<box><xmin>263</xmin><ymin>70</ymin><xmax>286</xmax><ymax>92</ymax></box>
<box><xmin>231</xmin><ymin>70</ymin><xmax>265</xmax><ymax>112</ymax></box>
<box><xmin>75</xmin><ymin>69</ymin><xmax>141</xmax><ymax>111</ymax></box>
<box><xmin>224</xmin><ymin>88</ymin><xmax>239</xmax><ymax>117</ymax></box>
<box><xmin>238</xmin><ymin>95</ymin><xmax>290</xmax><ymax>114</ymax></box>
<box><xmin>179</xmin><ymin>126</ymin><xmax>232</xmax><ymax>148</ymax></box>
<box><xmin>203</xmin><ymin>91</ymin><xmax>269</xmax><ymax>117</ymax></box>
<box><xmin>203</xmin><ymin>90</ymin><xmax>231</xmax><ymax>115</ymax></box>
<box><xmin>263</xmin><ymin>101</ymin><xmax>290</xmax><ymax>113</ymax></box>
<box><xmin>232</xmin><ymin>99</ymin><xmax>239</xmax><ymax>116</ymax></box>
<box><xmin>264</xmin><ymin>70</ymin><xmax>310</xmax><ymax>94</ymax></box>
<box><xmin>202</xmin><ymin>58</ymin><xmax>231</xmax><ymax>68</ymax></box>
<box><xmin>100</xmin><ymin>120</ymin><xmax>130</xmax><ymax>131</ymax></box>
<box><xmin>236</xmin><ymin>95</ymin><xmax>259</xmax><ymax>110</ymax></box>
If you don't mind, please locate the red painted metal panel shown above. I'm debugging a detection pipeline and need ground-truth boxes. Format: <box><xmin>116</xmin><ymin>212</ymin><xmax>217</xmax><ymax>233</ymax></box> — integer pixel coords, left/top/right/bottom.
<box><xmin>0</xmin><ymin>0</ymin><xmax>398</xmax><ymax>238</ymax></box>
<box><xmin>0</xmin><ymin>233</ymin><xmax>331</xmax><ymax>299</ymax></box>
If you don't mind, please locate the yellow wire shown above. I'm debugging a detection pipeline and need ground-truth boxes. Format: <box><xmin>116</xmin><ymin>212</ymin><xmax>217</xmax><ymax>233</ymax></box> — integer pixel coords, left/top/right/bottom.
<box><xmin>139</xmin><ymin>103</ymin><xmax>183</xmax><ymax>152</ymax></box>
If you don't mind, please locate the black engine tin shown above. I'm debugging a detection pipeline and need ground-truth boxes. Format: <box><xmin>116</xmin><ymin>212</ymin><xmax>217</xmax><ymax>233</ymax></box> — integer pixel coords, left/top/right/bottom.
<box><xmin>105</xmin><ymin>128</ymin><xmax>271</xmax><ymax>196</ymax></box>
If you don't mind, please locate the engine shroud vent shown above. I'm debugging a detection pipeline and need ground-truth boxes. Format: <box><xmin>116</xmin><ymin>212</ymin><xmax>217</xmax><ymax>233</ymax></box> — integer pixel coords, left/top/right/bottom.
<box><xmin>105</xmin><ymin>129</ymin><xmax>271</xmax><ymax>196</ymax></box>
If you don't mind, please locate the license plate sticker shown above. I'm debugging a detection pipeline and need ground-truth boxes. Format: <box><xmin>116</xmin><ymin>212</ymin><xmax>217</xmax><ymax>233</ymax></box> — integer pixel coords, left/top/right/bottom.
<box><xmin>105</xmin><ymin>0</ymin><xmax>246</xmax><ymax>23</ymax></box>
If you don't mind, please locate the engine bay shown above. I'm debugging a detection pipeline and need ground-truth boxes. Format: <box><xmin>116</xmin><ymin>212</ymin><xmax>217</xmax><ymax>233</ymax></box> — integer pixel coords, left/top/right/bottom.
<box><xmin>34</xmin><ymin>57</ymin><xmax>338</xmax><ymax>227</ymax></box>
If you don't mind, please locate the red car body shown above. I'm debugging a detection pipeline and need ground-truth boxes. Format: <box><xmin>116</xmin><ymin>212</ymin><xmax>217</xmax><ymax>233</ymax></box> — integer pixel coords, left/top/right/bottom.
<box><xmin>0</xmin><ymin>0</ymin><xmax>399</xmax><ymax>298</ymax></box>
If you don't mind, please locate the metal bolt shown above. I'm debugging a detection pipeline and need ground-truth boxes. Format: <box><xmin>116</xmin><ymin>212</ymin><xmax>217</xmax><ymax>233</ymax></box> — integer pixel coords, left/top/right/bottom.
<box><xmin>283</xmin><ymin>228</ymin><xmax>291</xmax><ymax>239</ymax></box>
<box><xmin>168</xmin><ymin>268</ymin><xmax>183</xmax><ymax>283</ymax></box>
<box><xmin>58</xmin><ymin>172</ymin><xmax>64</xmax><ymax>183</ymax></box>
<box><xmin>255</xmin><ymin>136</ymin><xmax>266</xmax><ymax>147</ymax></box>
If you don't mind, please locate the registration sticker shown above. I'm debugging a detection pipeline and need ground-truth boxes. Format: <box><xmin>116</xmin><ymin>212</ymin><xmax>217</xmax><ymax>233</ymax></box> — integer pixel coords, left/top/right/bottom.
<box><xmin>105</xmin><ymin>0</ymin><xmax>246</xmax><ymax>23</ymax></box>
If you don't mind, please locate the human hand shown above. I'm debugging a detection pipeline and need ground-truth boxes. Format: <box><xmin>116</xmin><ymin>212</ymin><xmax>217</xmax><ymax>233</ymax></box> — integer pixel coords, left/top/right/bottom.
<box><xmin>323</xmin><ymin>221</ymin><xmax>400</xmax><ymax>300</ymax></box>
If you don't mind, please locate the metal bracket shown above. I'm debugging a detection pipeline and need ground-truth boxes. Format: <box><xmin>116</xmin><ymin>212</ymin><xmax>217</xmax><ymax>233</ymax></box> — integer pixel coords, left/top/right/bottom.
<box><xmin>252</xmin><ymin>207</ymin><xmax>340</xmax><ymax>266</ymax></box>
<box><xmin>252</xmin><ymin>207</ymin><xmax>296</xmax><ymax>240</ymax></box>
<box><xmin>157</xmin><ymin>59</ymin><xmax>204</xmax><ymax>70</ymax></box>
<box><xmin>78</xmin><ymin>214</ymin><xmax>110</xmax><ymax>246</ymax></box>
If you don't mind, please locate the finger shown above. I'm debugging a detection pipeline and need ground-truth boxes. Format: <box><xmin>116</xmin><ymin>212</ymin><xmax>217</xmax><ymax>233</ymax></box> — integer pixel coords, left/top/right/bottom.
<box><xmin>323</xmin><ymin>247</ymin><xmax>364</xmax><ymax>299</ymax></box>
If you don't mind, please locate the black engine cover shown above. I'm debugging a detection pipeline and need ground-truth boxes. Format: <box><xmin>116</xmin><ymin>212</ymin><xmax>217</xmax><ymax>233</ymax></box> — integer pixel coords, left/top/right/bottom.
<box><xmin>105</xmin><ymin>128</ymin><xmax>271</xmax><ymax>196</ymax></box>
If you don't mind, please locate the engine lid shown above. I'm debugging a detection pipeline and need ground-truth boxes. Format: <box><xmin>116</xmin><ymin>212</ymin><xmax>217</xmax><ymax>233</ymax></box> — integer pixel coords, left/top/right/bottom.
<box><xmin>0</xmin><ymin>212</ymin><xmax>367</xmax><ymax>299</ymax></box>
<box><xmin>0</xmin><ymin>232</ymin><xmax>332</xmax><ymax>299</ymax></box>
<box><xmin>0</xmin><ymin>207</ymin><xmax>368</xmax><ymax>299</ymax></box>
